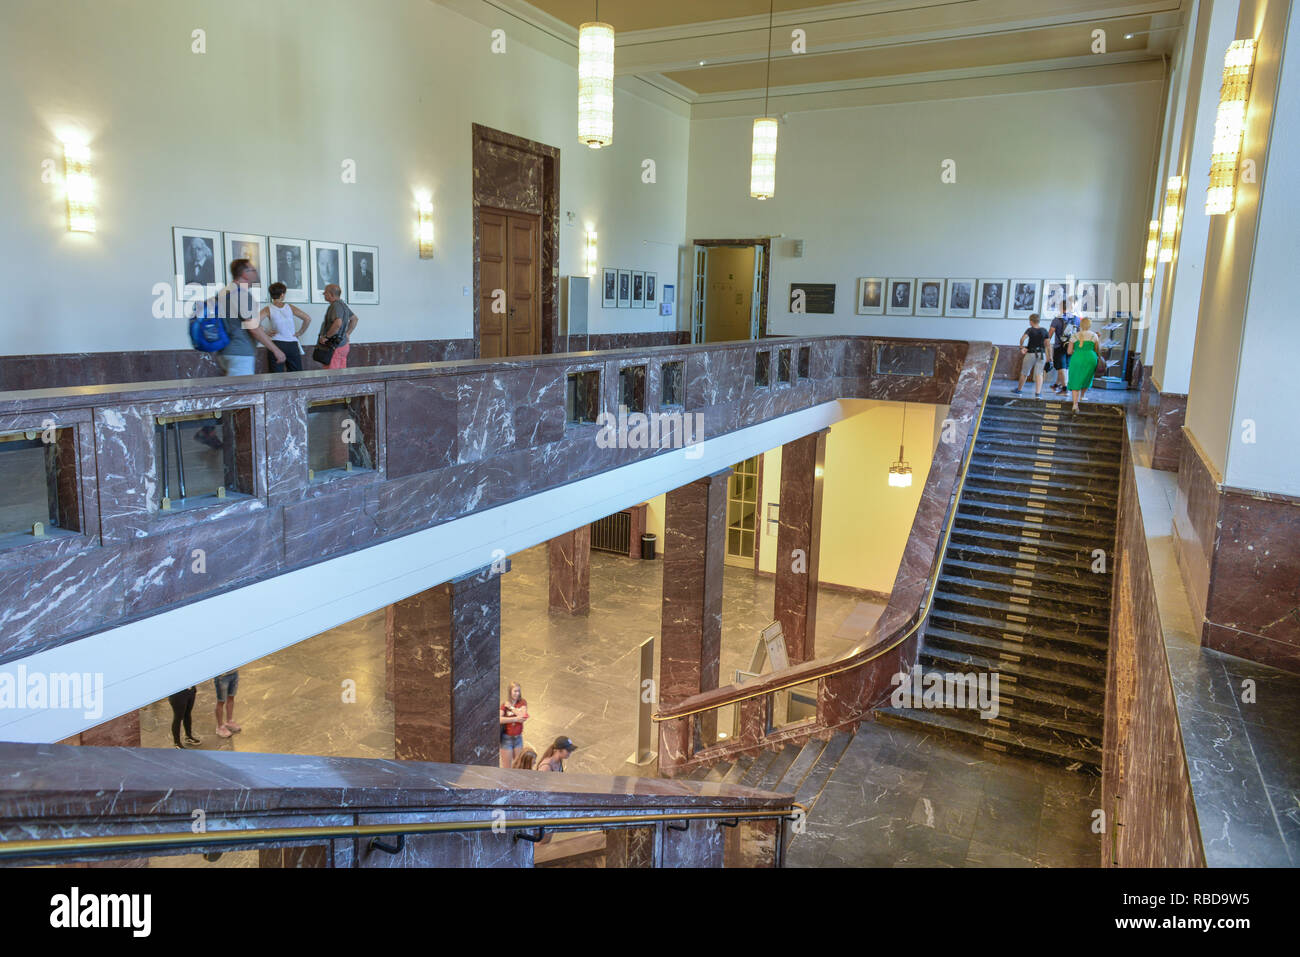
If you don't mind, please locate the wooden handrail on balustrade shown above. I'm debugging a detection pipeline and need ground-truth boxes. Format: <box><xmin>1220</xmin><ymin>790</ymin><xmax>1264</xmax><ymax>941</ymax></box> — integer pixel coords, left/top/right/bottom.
<box><xmin>652</xmin><ymin>346</ymin><xmax>998</xmax><ymax>729</ymax></box>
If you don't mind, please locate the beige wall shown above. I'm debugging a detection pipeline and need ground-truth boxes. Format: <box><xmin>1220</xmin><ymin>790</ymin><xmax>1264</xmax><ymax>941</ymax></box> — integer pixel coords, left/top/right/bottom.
<box><xmin>703</xmin><ymin>246</ymin><xmax>755</xmax><ymax>342</ymax></box>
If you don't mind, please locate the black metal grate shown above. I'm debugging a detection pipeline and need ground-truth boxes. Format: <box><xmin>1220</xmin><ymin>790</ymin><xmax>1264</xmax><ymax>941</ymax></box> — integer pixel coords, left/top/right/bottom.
<box><xmin>590</xmin><ymin>510</ymin><xmax>632</xmax><ymax>555</ymax></box>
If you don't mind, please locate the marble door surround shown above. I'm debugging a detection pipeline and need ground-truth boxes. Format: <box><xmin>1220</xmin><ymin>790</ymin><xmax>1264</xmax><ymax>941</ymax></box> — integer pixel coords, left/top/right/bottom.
<box><xmin>472</xmin><ymin>123</ymin><xmax>560</xmax><ymax>357</ymax></box>
<box><xmin>774</xmin><ymin>429</ymin><xmax>828</xmax><ymax>663</ymax></box>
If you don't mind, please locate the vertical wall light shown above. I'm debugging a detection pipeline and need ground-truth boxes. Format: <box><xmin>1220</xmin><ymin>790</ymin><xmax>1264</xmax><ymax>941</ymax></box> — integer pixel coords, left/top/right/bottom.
<box><xmin>750</xmin><ymin>0</ymin><xmax>778</xmax><ymax>200</ymax></box>
<box><xmin>417</xmin><ymin>194</ymin><xmax>434</xmax><ymax>258</ymax></box>
<box><xmin>1158</xmin><ymin>175</ymin><xmax>1182</xmax><ymax>262</ymax></box>
<box><xmin>1143</xmin><ymin>218</ymin><xmax>1159</xmax><ymax>279</ymax></box>
<box><xmin>585</xmin><ymin>228</ymin><xmax>598</xmax><ymax>276</ymax></box>
<box><xmin>63</xmin><ymin>141</ymin><xmax>94</xmax><ymax>233</ymax></box>
<box><xmin>1206</xmin><ymin>38</ymin><xmax>1256</xmax><ymax>215</ymax></box>
<box><xmin>888</xmin><ymin>405</ymin><xmax>912</xmax><ymax>488</ymax></box>
<box><xmin>578</xmin><ymin>3</ymin><xmax>614</xmax><ymax>149</ymax></box>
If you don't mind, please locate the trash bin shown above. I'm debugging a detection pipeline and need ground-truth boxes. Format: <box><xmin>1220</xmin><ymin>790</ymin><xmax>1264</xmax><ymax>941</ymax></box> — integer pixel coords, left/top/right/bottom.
<box><xmin>640</xmin><ymin>533</ymin><xmax>657</xmax><ymax>560</ymax></box>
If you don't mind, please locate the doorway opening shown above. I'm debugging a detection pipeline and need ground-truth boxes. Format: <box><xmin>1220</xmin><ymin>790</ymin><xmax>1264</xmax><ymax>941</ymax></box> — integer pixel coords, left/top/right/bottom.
<box><xmin>690</xmin><ymin>239</ymin><xmax>770</xmax><ymax>343</ymax></box>
<box><xmin>725</xmin><ymin>455</ymin><xmax>762</xmax><ymax>569</ymax></box>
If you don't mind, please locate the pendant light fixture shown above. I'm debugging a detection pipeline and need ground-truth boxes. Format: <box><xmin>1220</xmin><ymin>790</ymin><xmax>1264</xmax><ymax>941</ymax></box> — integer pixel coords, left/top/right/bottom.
<box><xmin>888</xmin><ymin>405</ymin><xmax>913</xmax><ymax>488</ymax></box>
<box><xmin>750</xmin><ymin>0</ymin><xmax>778</xmax><ymax>200</ymax></box>
<box><xmin>578</xmin><ymin>2</ymin><xmax>615</xmax><ymax>149</ymax></box>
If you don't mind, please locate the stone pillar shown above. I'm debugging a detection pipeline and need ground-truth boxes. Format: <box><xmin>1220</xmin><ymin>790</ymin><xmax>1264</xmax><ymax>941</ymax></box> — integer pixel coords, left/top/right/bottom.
<box><xmin>385</xmin><ymin>604</ymin><xmax>396</xmax><ymax>702</ymax></box>
<box><xmin>774</xmin><ymin>430</ymin><xmax>827</xmax><ymax>663</ymax></box>
<box><xmin>659</xmin><ymin>472</ymin><xmax>728</xmax><ymax>748</ymax></box>
<box><xmin>391</xmin><ymin>561</ymin><xmax>508</xmax><ymax>765</ymax></box>
<box><xmin>72</xmin><ymin>711</ymin><xmax>141</xmax><ymax>748</ymax></box>
<box><xmin>604</xmin><ymin>826</ymin><xmax>655</xmax><ymax>868</ymax></box>
<box><xmin>547</xmin><ymin>525</ymin><xmax>591</xmax><ymax>615</ymax></box>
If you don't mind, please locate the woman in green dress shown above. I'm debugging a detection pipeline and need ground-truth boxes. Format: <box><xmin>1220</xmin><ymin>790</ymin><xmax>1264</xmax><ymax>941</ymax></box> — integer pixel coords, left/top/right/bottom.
<box><xmin>1065</xmin><ymin>317</ymin><xmax>1101</xmax><ymax>412</ymax></box>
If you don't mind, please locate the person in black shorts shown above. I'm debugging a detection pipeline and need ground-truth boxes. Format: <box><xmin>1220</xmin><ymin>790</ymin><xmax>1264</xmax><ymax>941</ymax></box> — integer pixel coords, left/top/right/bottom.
<box><xmin>1048</xmin><ymin>298</ymin><xmax>1076</xmax><ymax>394</ymax></box>
<box><xmin>1014</xmin><ymin>313</ymin><xmax>1050</xmax><ymax>397</ymax></box>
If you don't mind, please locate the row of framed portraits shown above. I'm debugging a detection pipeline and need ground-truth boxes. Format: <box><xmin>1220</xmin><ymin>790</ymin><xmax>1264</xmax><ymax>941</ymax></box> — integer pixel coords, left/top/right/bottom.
<box><xmin>171</xmin><ymin>227</ymin><xmax>379</xmax><ymax>305</ymax></box>
<box><xmin>856</xmin><ymin>278</ymin><xmax>1106</xmax><ymax>320</ymax></box>
<box><xmin>601</xmin><ymin>268</ymin><xmax>659</xmax><ymax>309</ymax></box>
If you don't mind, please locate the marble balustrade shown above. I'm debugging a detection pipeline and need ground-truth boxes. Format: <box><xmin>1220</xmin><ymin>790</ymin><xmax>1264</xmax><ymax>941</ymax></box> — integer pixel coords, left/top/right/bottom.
<box><xmin>0</xmin><ymin>336</ymin><xmax>975</xmax><ymax>666</ymax></box>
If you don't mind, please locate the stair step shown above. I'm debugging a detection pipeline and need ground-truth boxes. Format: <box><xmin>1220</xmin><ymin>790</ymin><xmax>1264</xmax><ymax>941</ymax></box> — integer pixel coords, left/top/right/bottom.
<box><xmin>965</xmin><ymin>469</ymin><xmax>1119</xmax><ymax>501</ymax></box>
<box><xmin>874</xmin><ymin>707</ymin><xmax>1101</xmax><ymax>773</ymax></box>
<box><xmin>702</xmin><ymin>762</ymin><xmax>732</xmax><ymax>783</ymax></box>
<box><xmin>921</xmin><ymin>643</ymin><xmax>1105</xmax><ymax>701</ymax></box>
<box><xmin>930</xmin><ymin>603</ymin><xmax>1109</xmax><ymax>651</ymax></box>
<box><xmin>792</xmin><ymin>731</ymin><xmax>854</xmax><ymax>812</ymax></box>
<box><xmin>924</xmin><ymin>626</ymin><xmax>1106</xmax><ymax>677</ymax></box>
<box><xmin>986</xmin><ymin>396</ymin><xmax>1124</xmax><ymax>422</ymax></box>
<box><xmin>945</xmin><ymin>540</ymin><xmax>1113</xmax><ymax>576</ymax></box>
<box><xmin>941</xmin><ymin>557</ymin><xmax>1112</xmax><ymax>596</ymax></box>
<box><xmin>755</xmin><ymin>744</ymin><xmax>801</xmax><ymax>792</ymax></box>
<box><xmin>970</xmin><ymin>455</ymin><xmax>1119</xmax><ymax>485</ymax></box>
<box><xmin>954</xmin><ymin>511</ymin><xmax>1115</xmax><ymax>543</ymax></box>
<box><xmin>775</xmin><ymin>737</ymin><xmax>828</xmax><ymax>795</ymax></box>
<box><xmin>721</xmin><ymin>754</ymin><xmax>755</xmax><ymax>786</ymax></box>
<box><xmin>739</xmin><ymin>749</ymin><xmax>778</xmax><ymax>787</ymax></box>
<box><xmin>972</xmin><ymin>444</ymin><xmax>1121</xmax><ymax>470</ymax></box>
<box><xmin>959</xmin><ymin>491</ymin><xmax>1117</xmax><ymax>524</ymax></box>
<box><xmin>934</xmin><ymin>582</ymin><xmax>1113</xmax><ymax>629</ymax></box>
<box><xmin>979</xmin><ymin>424</ymin><xmax>1124</xmax><ymax>453</ymax></box>
<box><xmin>984</xmin><ymin>406</ymin><xmax>1126</xmax><ymax>431</ymax></box>
<box><xmin>903</xmin><ymin>691</ymin><xmax>1103</xmax><ymax>744</ymax></box>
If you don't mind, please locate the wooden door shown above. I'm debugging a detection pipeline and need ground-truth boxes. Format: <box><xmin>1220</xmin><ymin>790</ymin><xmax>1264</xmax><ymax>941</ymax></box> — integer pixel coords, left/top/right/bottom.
<box><xmin>478</xmin><ymin>207</ymin><xmax>540</xmax><ymax>359</ymax></box>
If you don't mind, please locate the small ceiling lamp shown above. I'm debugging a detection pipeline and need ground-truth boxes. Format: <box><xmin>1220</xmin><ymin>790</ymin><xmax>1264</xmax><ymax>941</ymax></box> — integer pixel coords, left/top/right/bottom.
<box><xmin>1206</xmin><ymin>38</ymin><xmax>1256</xmax><ymax>215</ymax></box>
<box><xmin>1158</xmin><ymin>175</ymin><xmax>1182</xmax><ymax>263</ymax></box>
<box><xmin>63</xmin><ymin>141</ymin><xmax>94</xmax><ymax>233</ymax></box>
<box><xmin>888</xmin><ymin>405</ymin><xmax>912</xmax><ymax>488</ymax></box>
<box><xmin>1143</xmin><ymin>218</ymin><xmax>1159</xmax><ymax>279</ymax></box>
<box><xmin>578</xmin><ymin>3</ymin><xmax>614</xmax><ymax>149</ymax></box>
<box><xmin>750</xmin><ymin>0</ymin><xmax>778</xmax><ymax>200</ymax></box>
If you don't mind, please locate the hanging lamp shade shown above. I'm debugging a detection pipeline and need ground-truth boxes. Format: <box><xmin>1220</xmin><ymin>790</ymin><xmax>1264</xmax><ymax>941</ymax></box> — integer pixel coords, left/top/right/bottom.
<box><xmin>888</xmin><ymin>447</ymin><xmax>913</xmax><ymax>487</ymax></box>
<box><xmin>578</xmin><ymin>21</ymin><xmax>615</xmax><ymax>149</ymax></box>
<box><xmin>750</xmin><ymin>117</ymin><xmax>778</xmax><ymax>200</ymax></box>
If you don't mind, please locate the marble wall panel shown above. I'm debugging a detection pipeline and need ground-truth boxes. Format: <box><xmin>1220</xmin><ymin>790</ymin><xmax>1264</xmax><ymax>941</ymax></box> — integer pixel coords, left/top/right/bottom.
<box><xmin>1172</xmin><ymin>435</ymin><xmax>1219</xmax><ymax>628</ymax></box>
<box><xmin>282</xmin><ymin>484</ymin><xmax>380</xmax><ymax>567</ymax></box>
<box><xmin>383</xmin><ymin>375</ymin><xmax>460</xmax><ymax>478</ymax></box>
<box><xmin>0</xmin><ymin>546</ymin><xmax>126</xmax><ymax>662</ymax></box>
<box><xmin>1149</xmin><ymin>392</ymin><xmax>1187</xmax><ymax>472</ymax></box>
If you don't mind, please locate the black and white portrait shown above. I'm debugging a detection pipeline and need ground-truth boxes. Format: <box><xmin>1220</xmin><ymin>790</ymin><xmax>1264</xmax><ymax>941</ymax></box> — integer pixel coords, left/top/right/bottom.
<box><xmin>1008</xmin><ymin>279</ymin><xmax>1041</xmax><ymax>320</ymax></box>
<box><xmin>645</xmin><ymin>273</ymin><xmax>657</xmax><ymax>304</ymax></box>
<box><xmin>347</xmin><ymin>244</ymin><xmax>379</xmax><ymax>304</ymax></box>
<box><xmin>886</xmin><ymin>279</ymin><xmax>914</xmax><ymax>315</ymax></box>
<box><xmin>632</xmin><ymin>271</ymin><xmax>645</xmax><ymax>308</ymax></box>
<box><xmin>267</xmin><ymin>237</ymin><xmax>309</xmax><ymax>303</ymax></box>
<box><xmin>981</xmin><ymin>285</ymin><xmax>1002</xmax><ymax>310</ymax></box>
<box><xmin>602</xmin><ymin>267</ymin><xmax>617</xmax><ymax>308</ymax></box>
<box><xmin>172</xmin><ymin>227</ymin><xmax>225</xmax><ymax>301</ymax></box>
<box><xmin>947</xmin><ymin>280</ymin><xmax>974</xmax><ymax>316</ymax></box>
<box><xmin>1043</xmin><ymin>281</ymin><xmax>1071</xmax><ymax>316</ymax></box>
<box><xmin>309</xmin><ymin>240</ymin><xmax>345</xmax><ymax>304</ymax></box>
<box><xmin>915</xmin><ymin>278</ymin><xmax>944</xmax><ymax>316</ymax></box>
<box><xmin>856</xmin><ymin>277</ymin><xmax>885</xmax><ymax>315</ymax></box>
<box><xmin>223</xmin><ymin>233</ymin><xmax>267</xmax><ymax>287</ymax></box>
<box><xmin>278</xmin><ymin>247</ymin><xmax>302</xmax><ymax>287</ymax></box>
<box><xmin>617</xmin><ymin>269</ymin><xmax>631</xmax><ymax>308</ymax></box>
<box><xmin>976</xmin><ymin>279</ymin><xmax>1008</xmax><ymax>318</ymax></box>
<box><xmin>1076</xmin><ymin>280</ymin><xmax>1105</xmax><ymax>318</ymax></box>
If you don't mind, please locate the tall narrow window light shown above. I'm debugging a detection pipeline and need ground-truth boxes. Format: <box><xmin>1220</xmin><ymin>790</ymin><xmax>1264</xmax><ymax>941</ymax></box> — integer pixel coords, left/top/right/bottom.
<box><xmin>1206</xmin><ymin>38</ymin><xmax>1256</xmax><ymax>215</ymax></box>
<box><xmin>1158</xmin><ymin>176</ymin><xmax>1182</xmax><ymax>263</ymax></box>
<box><xmin>888</xmin><ymin>405</ymin><xmax>912</xmax><ymax>488</ymax></box>
<box><xmin>578</xmin><ymin>3</ymin><xmax>614</xmax><ymax>149</ymax></box>
<box><xmin>63</xmin><ymin>141</ymin><xmax>94</xmax><ymax>233</ymax></box>
<box><xmin>1143</xmin><ymin>218</ymin><xmax>1159</xmax><ymax>279</ymax></box>
<box><xmin>750</xmin><ymin>0</ymin><xmax>778</xmax><ymax>200</ymax></box>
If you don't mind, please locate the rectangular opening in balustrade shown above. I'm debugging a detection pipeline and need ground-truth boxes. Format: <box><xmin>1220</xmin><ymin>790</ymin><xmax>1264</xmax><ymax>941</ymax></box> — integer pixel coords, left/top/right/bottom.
<box><xmin>661</xmin><ymin>361</ymin><xmax>684</xmax><ymax>408</ymax></box>
<box><xmin>798</xmin><ymin>345</ymin><xmax>810</xmax><ymax>379</ymax></box>
<box><xmin>770</xmin><ymin>679</ymin><xmax>819</xmax><ymax>731</ymax></box>
<box><xmin>619</xmin><ymin>364</ymin><xmax>647</xmax><ymax>414</ymax></box>
<box><xmin>875</xmin><ymin>343</ymin><xmax>936</xmax><ymax>377</ymax></box>
<box><xmin>307</xmin><ymin>396</ymin><xmax>377</xmax><ymax>482</ymax></box>
<box><xmin>754</xmin><ymin>351</ymin><xmax>771</xmax><ymax>388</ymax></box>
<box><xmin>154</xmin><ymin>410</ymin><xmax>255</xmax><ymax>511</ymax></box>
<box><xmin>0</xmin><ymin>426</ymin><xmax>79</xmax><ymax>545</ymax></box>
<box><xmin>566</xmin><ymin>370</ymin><xmax>601</xmax><ymax>424</ymax></box>
<box><xmin>777</xmin><ymin>347</ymin><xmax>792</xmax><ymax>384</ymax></box>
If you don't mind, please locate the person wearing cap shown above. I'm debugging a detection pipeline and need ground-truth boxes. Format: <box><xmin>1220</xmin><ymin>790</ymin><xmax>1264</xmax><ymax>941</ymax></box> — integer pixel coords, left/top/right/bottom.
<box><xmin>535</xmin><ymin>736</ymin><xmax>577</xmax><ymax>772</ymax></box>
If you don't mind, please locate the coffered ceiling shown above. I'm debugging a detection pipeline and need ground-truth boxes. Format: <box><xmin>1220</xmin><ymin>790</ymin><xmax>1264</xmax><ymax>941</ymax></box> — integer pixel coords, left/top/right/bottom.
<box><xmin>478</xmin><ymin>0</ymin><xmax>1187</xmax><ymax>109</ymax></box>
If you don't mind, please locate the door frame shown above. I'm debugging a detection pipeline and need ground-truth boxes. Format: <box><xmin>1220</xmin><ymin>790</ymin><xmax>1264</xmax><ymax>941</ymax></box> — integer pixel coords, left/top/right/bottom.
<box><xmin>690</xmin><ymin>238</ymin><xmax>772</xmax><ymax>342</ymax></box>
<box><xmin>471</xmin><ymin>123</ymin><xmax>560</xmax><ymax>357</ymax></box>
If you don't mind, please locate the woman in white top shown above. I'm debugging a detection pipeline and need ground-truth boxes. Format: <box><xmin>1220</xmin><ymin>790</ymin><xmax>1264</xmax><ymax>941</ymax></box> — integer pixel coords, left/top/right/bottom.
<box><xmin>259</xmin><ymin>282</ymin><xmax>313</xmax><ymax>372</ymax></box>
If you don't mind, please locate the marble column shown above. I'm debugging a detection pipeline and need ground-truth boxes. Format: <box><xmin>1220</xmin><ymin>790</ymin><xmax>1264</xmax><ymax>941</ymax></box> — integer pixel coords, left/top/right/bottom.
<box><xmin>74</xmin><ymin>711</ymin><xmax>141</xmax><ymax>748</ymax></box>
<box><xmin>774</xmin><ymin>430</ymin><xmax>827</xmax><ymax>663</ymax></box>
<box><xmin>547</xmin><ymin>525</ymin><xmax>591</xmax><ymax>615</ymax></box>
<box><xmin>391</xmin><ymin>561</ymin><xmax>509</xmax><ymax>765</ymax></box>
<box><xmin>660</xmin><ymin>471</ymin><xmax>729</xmax><ymax>747</ymax></box>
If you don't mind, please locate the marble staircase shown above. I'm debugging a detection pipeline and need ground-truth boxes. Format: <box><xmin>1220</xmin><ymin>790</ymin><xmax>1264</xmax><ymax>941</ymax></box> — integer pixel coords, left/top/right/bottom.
<box><xmin>875</xmin><ymin>395</ymin><xmax>1125</xmax><ymax>773</ymax></box>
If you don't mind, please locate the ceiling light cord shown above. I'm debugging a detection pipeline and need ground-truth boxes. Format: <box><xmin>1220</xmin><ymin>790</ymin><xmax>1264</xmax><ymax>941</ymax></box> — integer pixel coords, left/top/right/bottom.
<box><xmin>763</xmin><ymin>0</ymin><xmax>774</xmax><ymax>116</ymax></box>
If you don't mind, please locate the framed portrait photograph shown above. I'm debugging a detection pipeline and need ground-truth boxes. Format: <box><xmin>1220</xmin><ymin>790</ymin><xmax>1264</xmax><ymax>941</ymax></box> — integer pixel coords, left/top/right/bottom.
<box><xmin>617</xmin><ymin>269</ymin><xmax>631</xmax><ymax>308</ymax></box>
<box><xmin>645</xmin><ymin>272</ymin><xmax>657</xmax><ymax>306</ymax></box>
<box><xmin>347</xmin><ymin>244</ymin><xmax>379</xmax><ymax>305</ymax></box>
<box><xmin>946</xmin><ymin>279</ymin><xmax>976</xmax><ymax>317</ymax></box>
<box><xmin>1008</xmin><ymin>279</ymin><xmax>1041</xmax><ymax>320</ymax></box>
<box><xmin>915</xmin><ymin>278</ymin><xmax>945</xmax><ymax>317</ymax></box>
<box><xmin>224</xmin><ymin>232</ymin><xmax>268</xmax><ymax>289</ymax></box>
<box><xmin>632</xmin><ymin>271</ymin><xmax>645</xmax><ymax>308</ymax></box>
<box><xmin>976</xmin><ymin>279</ymin><xmax>1008</xmax><ymax>318</ymax></box>
<box><xmin>172</xmin><ymin>226</ymin><xmax>225</xmax><ymax>301</ymax></box>
<box><xmin>310</xmin><ymin>240</ymin><xmax>345</xmax><ymax>304</ymax></box>
<box><xmin>602</xmin><ymin>267</ymin><xmax>617</xmax><ymax>308</ymax></box>
<box><xmin>856</xmin><ymin>277</ymin><xmax>885</xmax><ymax>315</ymax></box>
<box><xmin>886</xmin><ymin>278</ymin><xmax>914</xmax><ymax>316</ymax></box>
<box><xmin>1042</xmin><ymin>280</ymin><xmax>1072</xmax><ymax>317</ymax></box>
<box><xmin>1076</xmin><ymin>279</ymin><xmax>1107</xmax><ymax>319</ymax></box>
<box><xmin>268</xmin><ymin>237</ymin><xmax>309</xmax><ymax>303</ymax></box>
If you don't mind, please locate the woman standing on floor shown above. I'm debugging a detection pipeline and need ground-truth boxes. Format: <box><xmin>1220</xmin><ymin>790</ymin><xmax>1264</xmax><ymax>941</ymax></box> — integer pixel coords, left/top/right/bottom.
<box><xmin>1065</xmin><ymin>317</ymin><xmax>1101</xmax><ymax>413</ymax></box>
<box><xmin>499</xmin><ymin>681</ymin><xmax>529</xmax><ymax>768</ymax></box>
<box><xmin>168</xmin><ymin>686</ymin><xmax>200</xmax><ymax>749</ymax></box>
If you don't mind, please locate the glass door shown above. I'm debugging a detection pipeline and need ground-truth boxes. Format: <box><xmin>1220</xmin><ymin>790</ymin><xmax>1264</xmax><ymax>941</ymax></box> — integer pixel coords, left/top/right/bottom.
<box><xmin>691</xmin><ymin>245</ymin><xmax>708</xmax><ymax>344</ymax></box>
<box><xmin>725</xmin><ymin>456</ymin><xmax>760</xmax><ymax>568</ymax></box>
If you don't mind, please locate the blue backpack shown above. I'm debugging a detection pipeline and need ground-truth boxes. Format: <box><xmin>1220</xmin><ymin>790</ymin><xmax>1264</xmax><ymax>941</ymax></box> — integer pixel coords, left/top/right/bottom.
<box><xmin>189</xmin><ymin>298</ymin><xmax>229</xmax><ymax>352</ymax></box>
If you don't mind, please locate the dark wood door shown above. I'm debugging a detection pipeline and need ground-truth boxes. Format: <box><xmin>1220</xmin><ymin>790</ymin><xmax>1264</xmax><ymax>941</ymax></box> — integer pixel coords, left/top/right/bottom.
<box><xmin>478</xmin><ymin>207</ymin><xmax>540</xmax><ymax>359</ymax></box>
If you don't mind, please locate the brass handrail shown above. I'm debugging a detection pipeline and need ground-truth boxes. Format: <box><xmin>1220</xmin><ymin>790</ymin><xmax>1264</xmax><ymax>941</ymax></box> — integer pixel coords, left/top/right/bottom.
<box><xmin>652</xmin><ymin>347</ymin><xmax>998</xmax><ymax>724</ymax></box>
<box><xmin>0</xmin><ymin>802</ymin><xmax>806</xmax><ymax>861</ymax></box>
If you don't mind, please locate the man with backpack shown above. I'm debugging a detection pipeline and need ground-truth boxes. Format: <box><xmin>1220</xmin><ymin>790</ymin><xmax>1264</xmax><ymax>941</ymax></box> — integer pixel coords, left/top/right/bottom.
<box><xmin>215</xmin><ymin>259</ymin><xmax>284</xmax><ymax>376</ymax></box>
<box><xmin>1048</xmin><ymin>297</ymin><xmax>1079</xmax><ymax>395</ymax></box>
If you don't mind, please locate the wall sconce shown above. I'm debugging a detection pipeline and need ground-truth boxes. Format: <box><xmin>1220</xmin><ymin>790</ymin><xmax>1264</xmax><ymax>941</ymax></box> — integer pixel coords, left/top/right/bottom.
<box><xmin>1143</xmin><ymin>218</ymin><xmax>1159</xmax><ymax>279</ymax></box>
<box><xmin>1158</xmin><ymin>175</ymin><xmax>1182</xmax><ymax>263</ymax></box>
<box><xmin>585</xmin><ymin>228</ymin><xmax>598</xmax><ymax>276</ymax></box>
<box><xmin>63</xmin><ymin>141</ymin><xmax>94</xmax><ymax>233</ymax></box>
<box><xmin>1206</xmin><ymin>38</ymin><xmax>1256</xmax><ymax>215</ymax></box>
<box><xmin>418</xmin><ymin>200</ymin><xmax>434</xmax><ymax>258</ymax></box>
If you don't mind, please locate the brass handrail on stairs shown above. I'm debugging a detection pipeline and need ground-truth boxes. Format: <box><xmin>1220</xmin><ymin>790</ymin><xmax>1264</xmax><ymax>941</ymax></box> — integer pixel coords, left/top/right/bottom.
<box><xmin>652</xmin><ymin>347</ymin><xmax>998</xmax><ymax>727</ymax></box>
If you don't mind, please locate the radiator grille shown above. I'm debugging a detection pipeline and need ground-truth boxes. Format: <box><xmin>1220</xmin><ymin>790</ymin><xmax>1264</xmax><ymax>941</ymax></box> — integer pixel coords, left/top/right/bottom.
<box><xmin>591</xmin><ymin>511</ymin><xmax>632</xmax><ymax>555</ymax></box>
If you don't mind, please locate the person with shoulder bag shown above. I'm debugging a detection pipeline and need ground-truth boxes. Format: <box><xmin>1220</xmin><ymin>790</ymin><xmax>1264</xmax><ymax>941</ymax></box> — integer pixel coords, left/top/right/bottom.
<box><xmin>315</xmin><ymin>284</ymin><xmax>358</xmax><ymax>368</ymax></box>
